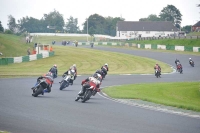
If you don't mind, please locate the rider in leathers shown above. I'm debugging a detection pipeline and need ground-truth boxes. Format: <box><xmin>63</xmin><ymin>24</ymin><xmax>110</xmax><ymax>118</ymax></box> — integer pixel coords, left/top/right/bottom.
<box><xmin>69</xmin><ymin>64</ymin><xmax>77</xmax><ymax>80</ymax></box>
<box><xmin>101</xmin><ymin>63</ymin><xmax>109</xmax><ymax>77</ymax></box>
<box><xmin>31</xmin><ymin>72</ymin><xmax>54</xmax><ymax>95</ymax></box>
<box><xmin>154</xmin><ymin>63</ymin><xmax>161</xmax><ymax>75</ymax></box>
<box><xmin>77</xmin><ymin>73</ymin><xmax>101</xmax><ymax>98</ymax></box>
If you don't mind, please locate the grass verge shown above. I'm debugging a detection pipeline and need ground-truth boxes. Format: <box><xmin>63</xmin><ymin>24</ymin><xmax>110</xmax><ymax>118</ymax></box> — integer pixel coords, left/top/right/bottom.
<box><xmin>102</xmin><ymin>82</ymin><xmax>200</xmax><ymax>112</ymax></box>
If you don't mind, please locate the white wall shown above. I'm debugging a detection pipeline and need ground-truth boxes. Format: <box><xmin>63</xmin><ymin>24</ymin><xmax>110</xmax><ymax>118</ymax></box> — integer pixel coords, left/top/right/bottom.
<box><xmin>117</xmin><ymin>31</ymin><xmax>177</xmax><ymax>38</ymax></box>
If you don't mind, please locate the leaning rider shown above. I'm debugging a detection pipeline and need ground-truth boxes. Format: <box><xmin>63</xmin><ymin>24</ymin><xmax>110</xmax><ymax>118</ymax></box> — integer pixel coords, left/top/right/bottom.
<box><xmin>31</xmin><ymin>72</ymin><xmax>54</xmax><ymax>95</ymax></box>
<box><xmin>75</xmin><ymin>73</ymin><xmax>101</xmax><ymax>101</ymax></box>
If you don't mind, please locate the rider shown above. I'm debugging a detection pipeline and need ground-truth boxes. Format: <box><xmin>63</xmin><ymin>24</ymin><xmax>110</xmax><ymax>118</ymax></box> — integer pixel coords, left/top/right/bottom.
<box><xmin>101</xmin><ymin>63</ymin><xmax>109</xmax><ymax>77</ymax></box>
<box><xmin>189</xmin><ymin>58</ymin><xmax>193</xmax><ymax>64</ymax></box>
<box><xmin>77</xmin><ymin>73</ymin><xmax>101</xmax><ymax>97</ymax></box>
<box><xmin>94</xmin><ymin>70</ymin><xmax>103</xmax><ymax>82</ymax></box>
<box><xmin>69</xmin><ymin>64</ymin><xmax>77</xmax><ymax>80</ymax></box>
<box><xmin>175</xmin><ymin>59</ymin><xmax>180</xmax><ymax>65</ymax></box>
<box><xmin>49</xmin><ymin>64</ymin><xmax>58</xmax><ymax>79</ymax></box>
<box><xmin>31</xmin><ymin>72</ymin><xmax>54</xmax><ymax>95</ymax></box>
<box><xmin>176</xmin><ymin>61</ymin><xmax>182</xmax><ymax>68</ymax></box>
<box><xmin>154</xmin><ymin>63</ymin><xmax>161</xmax><ymax>75</ymax></box>
<box><xmin>59</xmin><ymin>69</ymin><xmax>76</xmax><ymax>85</ymax></box>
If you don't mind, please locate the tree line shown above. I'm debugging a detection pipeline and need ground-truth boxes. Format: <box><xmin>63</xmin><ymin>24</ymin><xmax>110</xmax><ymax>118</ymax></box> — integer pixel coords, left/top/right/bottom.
<box><xmin>0</xmin><ymin>5</ymin><xmax>193</xmax><ymax>36</ymax></box>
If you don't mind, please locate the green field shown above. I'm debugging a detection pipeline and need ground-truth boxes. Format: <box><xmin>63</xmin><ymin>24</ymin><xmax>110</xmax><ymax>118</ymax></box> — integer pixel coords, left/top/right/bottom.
<box><xmin>103</xmin><ymin>82</ymin><xmax>200</xmax><ymax>112</ymax></box>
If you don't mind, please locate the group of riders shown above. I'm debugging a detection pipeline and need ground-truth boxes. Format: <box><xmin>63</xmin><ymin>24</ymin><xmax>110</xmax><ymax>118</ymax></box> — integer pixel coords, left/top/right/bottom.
<box><xmin>31</xmin><ymin>63</ymin><xmax>109</xmax><ymax>97</ymax></box>
<box><xmin>31</xmin><ymin>57</ymin><xmax>194</xmax><ymax>96</ymax></box>
<box><xmin>154</xmin><ymin>57</ymin><xmax>194</xmax><ymax>77</ymax></box>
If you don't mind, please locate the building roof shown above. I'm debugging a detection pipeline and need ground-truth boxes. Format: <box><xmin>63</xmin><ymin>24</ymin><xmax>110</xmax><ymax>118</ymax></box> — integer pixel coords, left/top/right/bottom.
<box><xmin>192</xmin><ymin>21</ymin><xmax>200</xmax><ymax>27</ymax></box>
<box><xmin>117</xmin><ymin>21</ymin><xmax>179</xmax><ymax>31</ymax></box>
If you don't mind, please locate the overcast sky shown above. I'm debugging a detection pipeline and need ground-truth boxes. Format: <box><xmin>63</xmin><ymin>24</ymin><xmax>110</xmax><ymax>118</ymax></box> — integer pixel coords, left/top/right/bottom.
<box><xmin>0</xmin><ymin>0</ymin><xmax>199</xmax><ymax>30</ymax></box>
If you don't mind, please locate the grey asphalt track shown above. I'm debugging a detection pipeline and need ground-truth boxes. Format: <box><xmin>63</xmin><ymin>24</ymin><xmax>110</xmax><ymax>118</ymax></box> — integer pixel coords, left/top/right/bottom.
<box><xmin>0</xmin><ymin>45</ymin><xmax>200</xmax><ymax>133</ymax></box>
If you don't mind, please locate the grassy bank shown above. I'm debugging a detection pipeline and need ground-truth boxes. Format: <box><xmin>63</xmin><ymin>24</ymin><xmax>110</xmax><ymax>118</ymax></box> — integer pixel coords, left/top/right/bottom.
<box><xmin>103</xmin><ymin>82</ymin><xmax>200</xmax><ymax>112</ymax></box>
<box><xmin>0</xmin><ymin>34</ymin><xmax>31</xmax><ymax>57</ymax></box>
<box><xmin>0</xmin><ymin>46</ymin><xmax>172</xmax><ymax>77</ymax></box>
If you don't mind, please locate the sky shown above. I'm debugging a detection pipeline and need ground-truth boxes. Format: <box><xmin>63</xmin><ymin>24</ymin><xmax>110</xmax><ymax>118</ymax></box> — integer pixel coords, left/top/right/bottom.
<box><xmin>0</xmin><ymin>0</ymin><xmax>199</xmax><ymax>30</ymax></box>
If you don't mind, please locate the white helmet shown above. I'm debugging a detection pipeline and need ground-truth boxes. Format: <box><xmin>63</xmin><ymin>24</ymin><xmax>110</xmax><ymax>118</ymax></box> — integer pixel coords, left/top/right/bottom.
<box><xmin>71</xmin><ymin>69</ymin><xmax>75</xmax><ymax>73</ymax></box>
<box><xmin>105</xmin><ymin>63</ymin><xmax>108</xmax><ymax>66</ymax></box>
<box><xmin>189</xmin><ymin>58</ymin><xmax>191</xmax><ymax>60</ymax></box>
<box><xmin>73</xmin><ymin>64</ymin><xmax>76</xmax><ymax>67</ymax></box>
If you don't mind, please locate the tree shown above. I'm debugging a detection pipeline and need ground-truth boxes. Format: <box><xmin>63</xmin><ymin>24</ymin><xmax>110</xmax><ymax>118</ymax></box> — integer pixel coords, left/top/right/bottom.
<box><xmin>65</xmin><ymin>16</ymin><xmax>80</xmax><ymax>33</ymax></box>
<box><xmin>83</xmin><ymin>14</ymin><xmax>106</xmax><ymax>34</ymax></box>
<box><xmin>18</xmin><ymin>16</ymin><xmax>41</xmax><ymax>33</ymax></box>
<box><xmin>0</xmin><ymin>21</ymin><xmax>4</xmax><ymax>32</ymax></box>
<box><xmin>139</xmin><ymin>14</ymin><xmax>162</xmax><ymax>21</ymax></box>
<box><xmin>43</xmin><ymin>10</ymin><xmax>65</xmax><ymax>32</ymax></box>
<box><xmin>182</xmin><ymin>25</ymin><xmax>192</xmax><ymax>33</ymax></box>
<box><xmin>83</xmin><ymin>14</ymin><xmax>124</xmax><ymax>36</ymax></box>
<box><xmin>7</xmin><ymin>15</ymin><xmax>19</xmax><ymax>33</ymax></box>
<box><xmin>105</xmin><ymin>16</ymin><xmax>124</xmax><ymax>36</ymax></box>
<box><xmin>159</xmin><ymin>5</ymin><xmax>182</xmax><ymax>29</ymax></box>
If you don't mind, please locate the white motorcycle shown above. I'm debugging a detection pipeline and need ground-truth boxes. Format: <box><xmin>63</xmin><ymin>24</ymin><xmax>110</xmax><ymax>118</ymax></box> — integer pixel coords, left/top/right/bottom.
<box><xmin>59</xmin><ymin>70</ymin><xmax>75</xmax><ymax>90</ymax></box>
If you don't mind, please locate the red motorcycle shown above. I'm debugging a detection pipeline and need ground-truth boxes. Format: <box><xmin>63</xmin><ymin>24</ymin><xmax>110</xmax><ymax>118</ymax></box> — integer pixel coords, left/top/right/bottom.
<box><xmin>177</xmin><ymin>64</ymin><xmax>183</xmax><ymax>74</ymax></box>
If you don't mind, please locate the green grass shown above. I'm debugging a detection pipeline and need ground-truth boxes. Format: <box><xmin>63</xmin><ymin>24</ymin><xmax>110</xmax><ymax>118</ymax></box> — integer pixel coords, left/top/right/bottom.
<box><xmin>0</xmin><ymin>33</ymin><xmax>32</xmax><ymax>57</ymax></box>
<box><xmin>0</xmin><ymin>45</ymin><xmax>172</xmax><ymax>77</ymax></box>
<box><xmin>103</xmin><ymin>82</ymin><xmax>200</xmax><ymax>112</ymax></box>
<box><xmin>187</xmin><ymin>32</ymin><xmax>200</xmax><ymax>36</ymax></box>
<box><xmin>126</xmin><ymin>39</ymin><xmax>200</xmax><ymax>47</ymax></box>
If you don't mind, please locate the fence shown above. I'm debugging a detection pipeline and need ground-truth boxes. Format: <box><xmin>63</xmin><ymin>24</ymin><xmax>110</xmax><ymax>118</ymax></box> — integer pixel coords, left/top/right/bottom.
<box><xmin>78</xmin><ymin>42</ymin><xmax>200</xmax><ymax>52</ymax></box>
<box><xmin>0</xmin><ymin>51</ymin><xmax>54</xmax><ymax>65</ymax></box>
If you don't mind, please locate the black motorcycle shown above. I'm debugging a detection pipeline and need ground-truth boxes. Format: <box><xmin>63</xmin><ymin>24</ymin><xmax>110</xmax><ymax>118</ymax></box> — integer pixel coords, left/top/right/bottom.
<box><xmin>155</xmin><ymin>69</ymin><xmax>161</xmax><ymax>78</ymax></box>
<box><xmin>189</xmin><ymin>60</ymin><xmax>194</xmax><ymax>67</ymax></box>
<box><xmin>32</xmin><ymin>79</ymin><xmax>48</xmax><ymax>97</ymax></box>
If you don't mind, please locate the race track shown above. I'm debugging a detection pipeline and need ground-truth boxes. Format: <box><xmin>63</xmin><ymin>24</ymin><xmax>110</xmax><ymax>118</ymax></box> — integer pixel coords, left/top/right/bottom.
<box><xmin>0</xmin><ymin>45</ymin><xmax>200</xmax><ymax>133</ymax></box>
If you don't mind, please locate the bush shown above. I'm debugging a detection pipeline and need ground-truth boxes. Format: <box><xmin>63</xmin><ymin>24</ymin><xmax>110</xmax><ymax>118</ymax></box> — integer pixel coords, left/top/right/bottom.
<box><xmin>4</xmin><ymin>30</ymin><xmax>13</xmax><ymax>34</ymax></box>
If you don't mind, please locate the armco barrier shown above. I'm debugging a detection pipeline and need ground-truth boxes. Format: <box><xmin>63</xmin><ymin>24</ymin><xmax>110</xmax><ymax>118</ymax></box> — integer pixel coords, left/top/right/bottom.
<box><xmin>0</xmin><ymin>51</ymin><xmax>54</xmax><ymax>65</ymax></box>
<box><xmin>80</xmin><ymin>42</ymin><xmax>200</xmax><ymax>53</ymax></box>
<box><xmin>22</xmin><ymin>56</ymin><xmax>29</xmax><ymax>62</ymax></box>
<box><xmin>166</xmin><ymin>45</ymin><xmax>175</xmax><ymax>50</ymax></box>
<box><xmin>184</xmin><ymin>46</ymin><xmax>193</xmax><ymax>52</ymax></box>
<box><xmin>37</xmin><ymin>54</ymin><xmax>43</xmax><ymax>59</ymax></box>
<box><xmin>0</xmin><ymin>58</ymin><xmax>8</xmax><ymax>65</ymax></box>
<box><xmin>151</xmin><ymin>44</ymin><xmax>157</xmax><ymax>49</ymax></box>
<box><xmin>49</xmin><ymin>51</ymin><xmax>54</xmax><ymax>56</ymax></box>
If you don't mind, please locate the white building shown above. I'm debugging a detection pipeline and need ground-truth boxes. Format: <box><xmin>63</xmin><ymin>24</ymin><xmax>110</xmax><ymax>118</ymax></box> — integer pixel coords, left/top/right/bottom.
<box><xmin>116</xmin><ymin>21</ymin><xmax>179</xmax><ymax>39</ymax></box>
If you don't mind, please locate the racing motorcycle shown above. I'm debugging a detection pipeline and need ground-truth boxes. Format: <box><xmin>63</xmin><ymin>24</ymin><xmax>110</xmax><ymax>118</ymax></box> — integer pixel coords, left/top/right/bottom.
<box><xmin>32</xmin><ymin>79</ymin><xmax>48</xmax><ymax>97</ymax></box>
<box><xmin>75</xmin><ymin>84</ymin><xmax>99</xmax><ymax>103</ymax></box>
<box><xmin>59</xmin><ymin>70</ymin><xmax>75</xmax><ymax>90</ymax></box>
<box><xmin>155</xmin><ymin>69</ymin><xmax>161</xmax><ymax>78</ymax></box>
<box><xmin>189</xmin><ymin>60</ymin><xmax>194</xmax><ymax>67</ymax></box>
<box><xmin>177</xmin><ymin>64</ymin><xmax>183</xmax><ymax>74</ymax></box>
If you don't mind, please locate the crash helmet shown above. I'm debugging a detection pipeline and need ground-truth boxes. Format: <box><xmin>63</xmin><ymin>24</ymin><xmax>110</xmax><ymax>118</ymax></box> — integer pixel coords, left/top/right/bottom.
<box><xmin>93</xmin><ymin>73</ymin><xmax>101</xmax><ymax>81</ymax></box>
<box><xmin>189</xmin><ymin>58</ymin><xmax>191</xmax><ymax>60</ymax></box>
<box><xmin>46</xmin><ymin>72</ymin><xmax>53</xmax><ymax>77</ymax></box>
<box><xmin>105</xmin><ymin>63</ymin><xmax>108</xmax><ymax>66</ymax></box>
<box><xmin>73</xmin><ymin>64</ymin><xmax>76</xmax><ymax>67</ymax></box>
<box><xmin>54</xmin><ymin>64</ymin><xmax>57</xmax><ymax>68</ymax></box>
